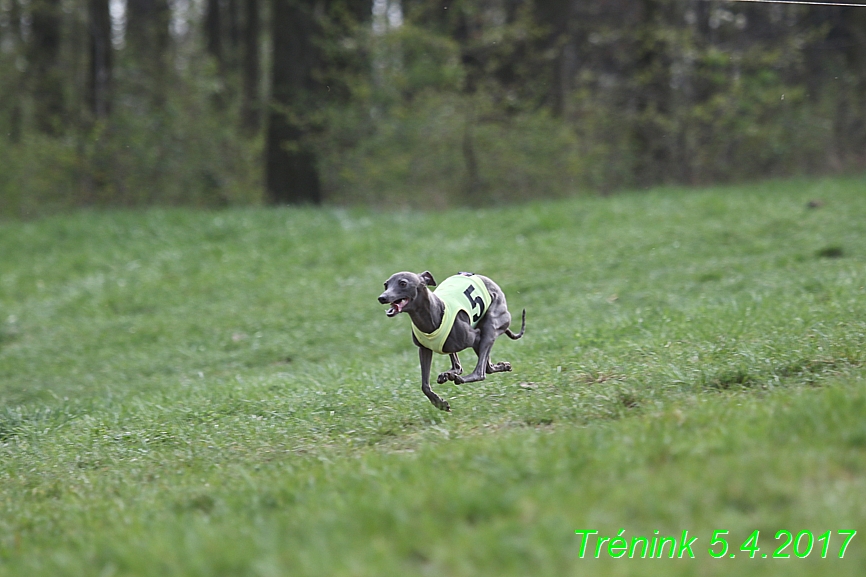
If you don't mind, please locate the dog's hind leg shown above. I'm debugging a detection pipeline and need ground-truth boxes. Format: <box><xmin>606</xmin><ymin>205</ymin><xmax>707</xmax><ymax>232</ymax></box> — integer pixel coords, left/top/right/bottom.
<box><xmin>437</xmin><ymin>353</ymin><xmax>463</xmax><ymax>384</ymax></box>
<box><xmin>486</xmin><ymin>360</ymin><xmax>512</xmax><ymax>374</ymax></box>
<box><xmin>453</xmin><ymin>329</ymin><xmax>497</xmax><ymax>384</ymax></box>
<box><xmin>485</xmin><ymin>309</ymin><xmax>522</xmax><ymax>374</ymax></box>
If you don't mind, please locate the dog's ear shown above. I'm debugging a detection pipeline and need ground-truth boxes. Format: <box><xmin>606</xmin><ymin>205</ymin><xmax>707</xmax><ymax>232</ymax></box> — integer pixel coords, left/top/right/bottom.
<box><xmin>419</xmin><ymin>271</ymin><xmax>437</xmax><ymax>287</ymax></box>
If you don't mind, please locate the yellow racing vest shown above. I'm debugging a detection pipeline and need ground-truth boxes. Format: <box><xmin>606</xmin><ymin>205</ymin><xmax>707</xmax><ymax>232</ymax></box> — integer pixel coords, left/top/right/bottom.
<box><xmin>411</xmin><ymin>274</ymin><xmax>493</xmax><ymax>354</ymax></box>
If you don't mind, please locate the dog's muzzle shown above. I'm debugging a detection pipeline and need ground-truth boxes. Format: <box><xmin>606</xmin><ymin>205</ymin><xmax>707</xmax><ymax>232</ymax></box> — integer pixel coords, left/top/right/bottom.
<box><xmin>380</xmin><ymin>295</ymin><xmax>409</xmax><ymax>317</ymax></box>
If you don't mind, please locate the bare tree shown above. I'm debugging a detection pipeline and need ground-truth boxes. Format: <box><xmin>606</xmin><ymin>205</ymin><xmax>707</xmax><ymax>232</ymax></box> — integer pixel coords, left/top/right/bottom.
<box><xmin>205</xmin><ymin>0</ymin><xmax>223</xmax><ymax>68</ymax></box>
<box><xmin>126</xmin><ymin>0</ymin><xmax>171</xmax><ymax>108</ymax></box>
<box><xmin>87</xmin><ymin>0</ymin><xmax>112</xmax><ymax>121</ymax></box>
<box><xmin>241</xmin><ymin>0</ymin><xmax>261</xmax><ymax>132</ymax></box>
<box><xmin>265</xmin><ymin>0</ymin><xmax>323</xmax><ymax>204</ymax></box>
<box><xmin>2</xmin><ymin>0</ymin><xmax>24</xmax><ymax>141</ymax></box>
<box><xmin>30</xmin><ymin>0</ymin><xmax>64</xmax><ymax>135</ymax></box>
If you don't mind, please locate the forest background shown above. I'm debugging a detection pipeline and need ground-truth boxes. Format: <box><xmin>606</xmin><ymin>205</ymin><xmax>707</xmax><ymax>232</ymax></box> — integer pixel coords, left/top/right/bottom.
<box><xmin>0</xmin><ymin>0</ymin><xmax>864</xmax><ymax>217</ymax></box>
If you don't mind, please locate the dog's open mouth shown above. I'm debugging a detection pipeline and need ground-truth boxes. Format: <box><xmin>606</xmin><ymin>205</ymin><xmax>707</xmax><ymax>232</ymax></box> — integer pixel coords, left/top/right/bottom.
<box><xmin>386</xmin><ymin>298</ymin><xmax>409</xmax><ymax>317</ymax></box>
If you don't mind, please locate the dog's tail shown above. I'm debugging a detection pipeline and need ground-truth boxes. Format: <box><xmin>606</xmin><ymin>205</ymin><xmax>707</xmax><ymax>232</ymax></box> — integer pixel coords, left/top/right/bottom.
<box><xmin>505</xmin><ymin>309</ymin><xmax>526</xmax><ymax>340</ymax></box>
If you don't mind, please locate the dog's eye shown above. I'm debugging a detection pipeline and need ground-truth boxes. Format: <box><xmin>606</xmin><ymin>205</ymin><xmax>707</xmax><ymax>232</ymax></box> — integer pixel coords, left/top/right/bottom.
<box><xmin>399</xmin><ymin>280</ymin><xmax>408</xmax><ymax>288</ymax></box>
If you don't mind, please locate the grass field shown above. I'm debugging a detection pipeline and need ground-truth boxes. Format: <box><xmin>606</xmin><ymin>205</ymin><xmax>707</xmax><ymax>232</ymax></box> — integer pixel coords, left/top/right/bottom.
<box><xmin>0</xmin><ymin>176</ymin><xmax>865</xmax><ymax>576</ymax></box>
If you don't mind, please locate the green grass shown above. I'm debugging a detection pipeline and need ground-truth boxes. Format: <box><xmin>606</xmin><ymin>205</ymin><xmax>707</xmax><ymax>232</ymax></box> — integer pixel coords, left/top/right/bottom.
<box><xmin>0</xmin><ymin>176</ymin><xmax>865</xmax><ymax>575</ymax></box>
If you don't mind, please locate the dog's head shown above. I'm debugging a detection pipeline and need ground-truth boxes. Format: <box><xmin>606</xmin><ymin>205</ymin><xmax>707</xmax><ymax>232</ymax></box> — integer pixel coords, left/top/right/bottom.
<box><xmin>378</xmin><ymin>271</ymin><xmax>436</xmax><ymax>317</ymax></box>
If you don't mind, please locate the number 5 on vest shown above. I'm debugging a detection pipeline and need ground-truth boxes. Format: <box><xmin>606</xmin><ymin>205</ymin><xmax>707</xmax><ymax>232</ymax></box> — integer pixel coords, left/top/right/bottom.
<box><xmin>464</xmin><ymin>285</ymin><xmax>486</xmax><ymax>322</ymax></box>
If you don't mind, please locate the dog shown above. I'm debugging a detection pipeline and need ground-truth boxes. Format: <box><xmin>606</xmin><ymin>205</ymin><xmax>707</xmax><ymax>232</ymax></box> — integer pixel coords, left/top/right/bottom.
<box><xmin>378</xmin><ymin>271</ymin><xmax>525</xmax><ymax>411</ymax></box>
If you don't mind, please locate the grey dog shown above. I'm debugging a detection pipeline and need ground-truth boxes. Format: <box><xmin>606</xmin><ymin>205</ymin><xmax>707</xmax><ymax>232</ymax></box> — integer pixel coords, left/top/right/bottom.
<box><xmin>378</xmin><ymin>271</ymin><xmax>525</xmax><ymax>411</ymax></box>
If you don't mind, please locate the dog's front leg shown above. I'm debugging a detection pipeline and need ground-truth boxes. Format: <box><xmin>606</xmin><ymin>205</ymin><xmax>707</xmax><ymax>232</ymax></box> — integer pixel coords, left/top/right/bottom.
<box><xmin>420</xmin><ymin>346</ymin><xmax>451</xmax><ymax>411</ymax></box>
<box><xmin>437</xmin><ymin>353</ymin><xmax>463</xmax><ymax>384</ymax></box>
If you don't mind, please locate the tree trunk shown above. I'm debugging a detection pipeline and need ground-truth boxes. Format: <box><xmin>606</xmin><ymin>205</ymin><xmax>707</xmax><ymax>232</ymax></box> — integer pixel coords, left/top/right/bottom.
<box><xmin>87</xmin><ymin>0</ymin><xmax>112</xmax><ymax>121</ymax></box>
<box><xmin>631</xmin><ymin>0</ymin><xmax>673</xmax><ymax>185</ymax></box>
<box><xmin>29</xmin><ymin>0</ymin><xmax>64</xmax><ymax>135</ymax></box>
<box><xmin>533</xmin><ymin>0</ymin><xmax>577</xmax><ymax>116</ymax></box>
<box><xmin>265</xmin><ymin>0</ymin><xmax>323</xmax><ymax>205</ymax></box>
<box><xmin>4</xmin><ymin>0</ymin><xmax>24</xmax><ymax>142</ymax></box>
<box><xmin>227</xmin><ymin>0</ymin><xmax>241</xmax><ymax>58</ymax></box>
<box><xmin>241</xmin><ymin>0</ymin><xmax>261</xmax><ymax>132</ymax></box>
<box><xmin>126</xmin><ymin>0</ymin><xmax>171</xmax><ymax>108</ymax></box>
<box><xmin>205</xmin><ymin>0</ymin><xmax>223</xmax><ymax>68</ymax></box>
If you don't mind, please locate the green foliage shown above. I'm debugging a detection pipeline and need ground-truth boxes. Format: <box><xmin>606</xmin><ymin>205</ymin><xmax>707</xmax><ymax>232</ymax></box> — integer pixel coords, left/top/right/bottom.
<box><xmin>80</xmin><ymin>80</ymin><xmax>263</xmax><ymax>207</ymax></box>
<box><xmin>309</xmin><ymin>1</ymin><xmax>866</xmax><ymax>205</ymax></box>
<box><xmin>319</xmin><ymin>91</ymin><xmax>586</xmax><ymax>207</ymax></box>
<box><xmin>0</xmin><ymin>134</ymin><xmax>81</xmax><ymax>216</ymax></box>
<box><xmin>0</xmin><ymin>176</ymin><xmax>865</xmax><ymax>573</ymax></box>
<box><xmin>376</xmin><ymin>25</ymin><xmax>466</xmax><ymax>98</ymax></box>
<box><xmin>1</xmin><ymin>0</ymin><xmax>866</xmax><ymax>212</ymax></box>
<box><xmin>0</xmin><ymin>58</ymin><xmax>261</xmax><ymax>219</ymax></box>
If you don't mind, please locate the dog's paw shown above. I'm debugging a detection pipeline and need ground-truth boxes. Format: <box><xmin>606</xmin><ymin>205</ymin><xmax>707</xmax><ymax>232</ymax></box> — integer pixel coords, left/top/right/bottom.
<box><xmin>453</xmin><ymin>374</ymin><xmax>465</xmax><ymax>385</ymax></box>
<box><xmin>437</xmin><ymin>371</ymin><xmax>461</xmax><ymax>384</ymax></box>
<box><xmin>490</xmin><ymin>362</ymin><xmax>512</xmax><ymax>373</ymax></box>
<box><xmin>433</xmin><ymin>397</ymin><xmax>451</xmax><ymax>411</ymax></box>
